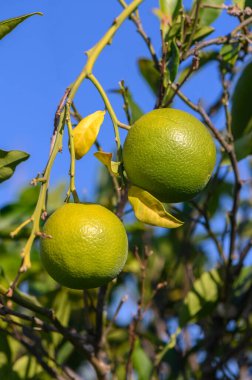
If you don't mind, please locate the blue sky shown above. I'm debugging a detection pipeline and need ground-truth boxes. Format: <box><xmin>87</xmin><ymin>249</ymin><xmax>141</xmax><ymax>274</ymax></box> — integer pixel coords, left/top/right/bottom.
<box><xmin>1</xmin><ymin>1</ymin><xmax>238</xmax><ymax>206</ymax></box>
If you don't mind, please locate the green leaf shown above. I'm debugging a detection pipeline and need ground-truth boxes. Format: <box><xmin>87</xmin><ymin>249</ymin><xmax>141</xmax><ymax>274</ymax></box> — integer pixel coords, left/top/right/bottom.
<box><xmin>138</xmin><ymin>58</ymin><xmax>160</xmax><ymax>95</ymax></box>
<box><xmin>0</xmin><ymin>150</ymin><xmax>30</xmax><ymax>183</ymax></box>
<box><xmin>52</xmin><ymin>289</ymin><xmax>71</xmax><ymax>346</ymax></box>
<box><xmin>12</xmin><ymin>355</ymin><xmax>42</xmax><ymax>379</ymax></box>
<box><xmin>221</xmin><ymin>128</ymin><xmax>252</xmax><ymax>164</ymax></box>
<box><xmin>191</xmin><ymin>25</ymin><xmax>215</xmax><ymax>43</ymax></box>
<box><xmin>159</xmin><ymin>0</ymin><xmax>182</xmax><ymax>21</ymax></box>
<box><xmin>220</xmin><ymin>43</ymin><xmax>240</xmax><ymax>66</ymax></box>
<box><xmin>127</xmin><ymin>92</ymin><xmax>144</xmax><ymax>123</ymax></box>
<box><xmin>233</xmin><ymin>266</ymin><xmax>252</xmax><ymax>298</ymax></box>
<box><xmin>179</xmin><ymin>268</ymin><xmax>222</xmax><ymax>326</ymax></box>
<box><xmin>231</xmin><ymin>61</ymin><xmax>252</xmax><ymax>140</ymax></box>
<box><xmin>132</xmin><ymin>339</ymin><xmax>153</xmax><ymax>380</ymax></box>
<box><xmin>165</xmin><ymin>21</ymin><xmax>181</xmax><ymax>42</ymax></box>
<box><xmin>196</xmin><ymin>0</ymin><xmax>225</xmax><ymax>26</ymax></box>
<box><xmin>155</xmin><ymin>328</ymin><xmax>181</xmax><ymax>365</ymax></box>
<box><xmin>0</xmin><ymin>331</ymin><xmax>12</xmax><ymax>364</ymax></box>
<box><xmin>234</xmin><ymin>130</ymin><xmax>252</xmax><ymax>161</ymax></box>
<box><xmin>128</xmin><ymin>186</ymin><xmax>183</xmax><ymax>229</ymax></box>
<box><xmin>0</xmin><ymin>12</ymin><xmax>43</xmax><ymax>40</ymax></box>
<box><xmin>167</xmin><ymin>40</ymin><xmax>180</xmax><ymax>82</ymax></box>
<box><xmin>233</xmin><ymin>0</ymin><xmax>252</xmax><ymax>8</ymax></box>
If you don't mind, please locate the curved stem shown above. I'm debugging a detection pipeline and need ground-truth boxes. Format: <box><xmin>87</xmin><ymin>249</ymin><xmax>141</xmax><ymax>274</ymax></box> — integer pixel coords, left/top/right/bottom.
<box><xmin>65</xmin><ymin>103</ymin><xmax>79</xmax><ymax>203</ymax></box>
<box><xmin>10</xmin><ymin>111</ymin><xmax>66</xmax><ymax>273</ymax></box>
<box><xmin>87</xmin><ymin>73</ymin><xmax>122</xmax><ymax>155</ymax></box>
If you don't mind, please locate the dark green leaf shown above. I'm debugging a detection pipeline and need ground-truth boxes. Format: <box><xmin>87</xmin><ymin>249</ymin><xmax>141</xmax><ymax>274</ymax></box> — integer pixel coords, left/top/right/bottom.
<box><xmin>0</xmin><ymin>150</ymin><xmax>30</xmax><ymax>183</ymax></box>
<box><xmin>0</xmin><ymin>13</ymin><xmax>43</xmax><ymax>40</ymax></box>
<box><xmin>138</xmin><ymin>58</ymin><xmax>160</xmax><ymax>95</ymax></box>
<box><xmin>231</xmin><ymin>61</ymin><xmax>252</xmax><ymax>140</ymax></box>
<box><xmin>233</xmin><ymin>266</ymin><xmax>252</xmax><ymax>298</ymax></box>
<box><xmin>220</xmin><ymin>43</ymin><xmax>240</xmax><ymax>66</ymax></box>
<box><xmin>179</xmin><ymin>268</ymin><xmax>222</xmax><ymax>326</ymax></box>
<box><xmin>196</xmin><ymin>0</ymin><xmax>225</xmax><ymax>26</ymax></box>
<box><xmin>233</xmin><ymin>130</ymin><xmax>252</xmax><ymax>161</ymax></box>
<box><xmin>167</xmin><ymin>40</ymin><xmax>180</xmax><ymax>82</ymax></box>
<box><xmin>52</xmin><ymin>289</ymin><xmax>71</xmax><ymax>346</ymax></box>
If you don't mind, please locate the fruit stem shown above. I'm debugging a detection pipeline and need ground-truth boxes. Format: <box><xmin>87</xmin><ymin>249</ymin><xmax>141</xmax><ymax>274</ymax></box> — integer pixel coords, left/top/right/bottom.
<box><xmin>65</xmin><ymin>102</ymin><xmax>80</xmax><ymax>203</ymax></box>
<box><xmin>87</xmin><ymin>73</ymin><xmax>123</xmax><ymax>158</ymax></box>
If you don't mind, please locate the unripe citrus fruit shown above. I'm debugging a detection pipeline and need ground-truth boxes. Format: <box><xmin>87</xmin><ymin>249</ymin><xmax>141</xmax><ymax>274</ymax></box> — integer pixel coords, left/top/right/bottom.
<box><xmin>40</xmin><ymin>203</ymin><xmax>128</xmax><ymax>289</ymax></box>
<box><xmin>122</xmin><ymin>109</ymin><xmax>216</xmax><ymax>203</ymax></box>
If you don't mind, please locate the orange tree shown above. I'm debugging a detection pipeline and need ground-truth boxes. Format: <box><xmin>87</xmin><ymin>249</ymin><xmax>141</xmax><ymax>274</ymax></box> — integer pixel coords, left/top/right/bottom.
<box><xmin>1</xmin><ymin>1</ymin><xmax>252</xmax><ymax>379</ymax></box>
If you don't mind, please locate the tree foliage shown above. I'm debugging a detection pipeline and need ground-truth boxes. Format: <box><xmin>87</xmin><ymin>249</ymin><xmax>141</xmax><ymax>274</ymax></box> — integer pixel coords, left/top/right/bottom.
<box><xmin>1</xmin><ymin>1</ymin><xmax>252</xmax><ymax>379</ymax></box>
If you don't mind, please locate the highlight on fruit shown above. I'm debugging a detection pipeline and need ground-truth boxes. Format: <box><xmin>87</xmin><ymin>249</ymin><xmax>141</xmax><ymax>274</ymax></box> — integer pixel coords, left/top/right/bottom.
<box><xmin>122</xmin><ymin>108</ymin><xmax>216</xmax><ymax>203</ymax></box>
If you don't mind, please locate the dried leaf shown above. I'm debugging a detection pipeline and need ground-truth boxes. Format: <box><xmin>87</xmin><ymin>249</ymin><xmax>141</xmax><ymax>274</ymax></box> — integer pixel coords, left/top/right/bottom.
<box><xmin>73</xmin><ymin>110</ymin><xmax>105</xmax><ymax>160</ymax></box>
<box><xmin>94</xmin><ymin>151</ymin><xmax>120</xmax><ymax>176</ymax></box>
<box><xmin>128</xmin><ymin>186</ymin><xmax>183</xmax><ymax>229</ymax></box>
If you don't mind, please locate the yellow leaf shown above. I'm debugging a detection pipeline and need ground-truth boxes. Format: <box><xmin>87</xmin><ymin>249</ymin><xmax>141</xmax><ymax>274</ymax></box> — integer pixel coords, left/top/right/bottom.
<box><xmin>73</xmin><ymin>110</ymin><xmax>105</xmax><ymax>160</ymax></box>
<box><xmin>94</xmin><ymin>151</ymin><xmax>120</xmax><ymax>176</ymax></box>
<box><xmin>128</xmin><ymin>186</ymin><xmax>183</xmax><ymax>229</ymax></box>
<box><xmin>94</xmin><ymin>151</ymin><xmax>112</xmax><ymax>167</ymax></box>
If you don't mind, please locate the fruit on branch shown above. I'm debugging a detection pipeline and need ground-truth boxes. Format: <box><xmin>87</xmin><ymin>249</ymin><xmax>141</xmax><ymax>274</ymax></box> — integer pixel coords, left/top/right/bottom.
<box><xmin>40</xmin><ymin>203</ymin><xmax>128</xmax><ymax>289</ymax></box>
<box><xmin>122</xmin><ymin>109</ymin><xmax>216</xmax><ymax>203</ymax></box>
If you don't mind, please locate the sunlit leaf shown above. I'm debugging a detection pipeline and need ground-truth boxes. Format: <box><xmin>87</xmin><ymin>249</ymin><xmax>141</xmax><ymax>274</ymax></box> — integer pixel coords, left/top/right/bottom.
<box><xmin>12</xmin><ymin>355</ymin><xmax>42</xmax><ymax>379</ymax></box>
<box><xmin>73</xmin><ymin>110</ymin><xmax>105</xmax><ymax>160</ymax></box>
<box><xmin>234</xmin><ymin>0</ymin><xmax>245</xmax><ymax>7</ymax></box>
<box><xmin>0</xmin><ymin>12</ymin><xmax>42</xmax><ymax>40</ymax></box>
<box><xmin>94</xmin><ymin>151</ymin><xmax>120</xmax><ymax>176</ymax></box>
<box><xmin>233</xmin><ymin>0</ymin><xmax>252</xmax><ymax>8</ymax></box>
<box><xmin>179</xmin><ymin>268</ymin><xmax>222</xmax><ymax>326</ymax></box>
<box><xmin>192</xmin><ymin>25</ymin><xmax>215</xmax><ymax>42</ymax></box>
<box><xmin>231</xmin><ymin>61</ymin><xmax>252</xmax><ymax>139</ymax></box>
<box><xmin>138</xmin><ymin>58</ymin><xmax>160</xmax><ymax>95</ymax></box>
<box><xmin>128</xmin><ymin>186</ymin><xmax>183</xmax><ymax>229</ymax></box>
<box><xmin>196</xmin><ymin>0</ymin><xmax>225</xmax><ymax>26</ymax></box>
<box><xmin>159</xmin><ymin>0</ymin><xmax>182</xmax><ymax>21</ymax></box>
<box><xmin>0</xmin><ymin>150</ymin><xmax>30</xmax><ymax>183</ymax></box>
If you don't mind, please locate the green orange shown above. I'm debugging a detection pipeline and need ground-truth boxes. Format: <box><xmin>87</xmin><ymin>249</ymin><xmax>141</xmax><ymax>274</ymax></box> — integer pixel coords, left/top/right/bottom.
<box><xmin>122</xmin><ymin>108</ymin><xmax>216</xmax><ymax>203</ymax></box>
<box><xmin>40</xmin><ymin>203</ymin><xmax>128</xmax><ymax>289</ymax></box>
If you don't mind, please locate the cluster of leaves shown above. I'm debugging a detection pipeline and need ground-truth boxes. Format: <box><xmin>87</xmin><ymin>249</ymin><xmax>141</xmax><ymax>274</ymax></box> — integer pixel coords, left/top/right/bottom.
<box><xmin>1</xmin><ymin>0</ymin><xmax>252</xmax><ymax>379</ymax></box>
